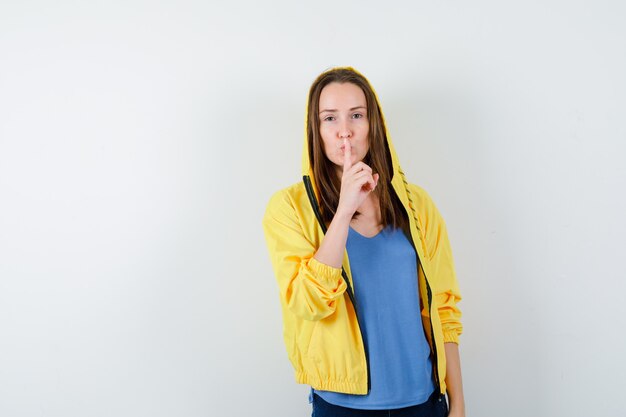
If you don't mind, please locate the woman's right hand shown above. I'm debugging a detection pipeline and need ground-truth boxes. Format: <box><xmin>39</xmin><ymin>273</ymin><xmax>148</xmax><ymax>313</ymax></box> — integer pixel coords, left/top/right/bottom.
<box><xmin>337</xmin><ymin>138</ymin><xmax>379</xmax><ymax>217</ymax></box>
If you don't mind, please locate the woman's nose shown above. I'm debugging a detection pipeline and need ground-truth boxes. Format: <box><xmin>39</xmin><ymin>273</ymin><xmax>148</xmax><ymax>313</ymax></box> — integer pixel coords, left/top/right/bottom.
<box><xmin>338</xmin><ymin>122</ymin><xmax>352</xmax><ymax>139</ymax></box>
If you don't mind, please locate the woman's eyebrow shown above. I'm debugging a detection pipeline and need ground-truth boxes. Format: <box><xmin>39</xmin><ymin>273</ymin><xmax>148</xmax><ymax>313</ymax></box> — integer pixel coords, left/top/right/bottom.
<box><xmin>319</xmin><ymin>106</ymin><xmax>366</xmax><ymax>114</ymax></box>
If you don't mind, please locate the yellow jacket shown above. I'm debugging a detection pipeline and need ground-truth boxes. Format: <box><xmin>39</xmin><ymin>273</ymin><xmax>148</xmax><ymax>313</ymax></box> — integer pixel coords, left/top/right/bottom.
<box><xmin>262</xmin><ymin>70</ymin><xmax>462</xmax><ymax>396</ymax></box>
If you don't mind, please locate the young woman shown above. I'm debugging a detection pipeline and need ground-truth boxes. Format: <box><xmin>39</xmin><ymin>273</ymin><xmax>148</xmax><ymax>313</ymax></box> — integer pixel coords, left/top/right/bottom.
<box><xmin>262</xmin><ymin>67</ymin><xmax>465</xmax><ymax>417</ymax></box>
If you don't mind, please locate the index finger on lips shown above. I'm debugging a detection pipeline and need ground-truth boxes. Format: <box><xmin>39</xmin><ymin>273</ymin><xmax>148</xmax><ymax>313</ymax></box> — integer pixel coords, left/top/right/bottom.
<box><xmin>343</xmin><ymin>138</ymin><xmax>352</xmax><ymax>173</ymax></box>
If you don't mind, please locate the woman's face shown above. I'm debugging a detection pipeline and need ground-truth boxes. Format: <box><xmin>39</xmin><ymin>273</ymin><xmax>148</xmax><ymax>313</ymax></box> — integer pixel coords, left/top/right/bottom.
<box><xmin>318</xmin><ymin>82</ymin><xmax>369</xmax><ymax>174</ymax></box>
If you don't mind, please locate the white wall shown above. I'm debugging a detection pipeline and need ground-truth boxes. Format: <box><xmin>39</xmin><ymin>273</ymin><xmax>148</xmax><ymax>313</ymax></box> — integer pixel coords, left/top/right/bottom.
<box><xmin>1</xmin><ymin>1</ymin><xmax>624</xmax><ymax>416</ymax></box>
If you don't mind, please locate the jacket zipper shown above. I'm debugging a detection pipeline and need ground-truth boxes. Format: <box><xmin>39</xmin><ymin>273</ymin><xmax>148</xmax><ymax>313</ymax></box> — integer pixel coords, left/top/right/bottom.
<box><xmin>303</xmin><ymin>175</ymin><xmax>372</xmax><ymax>393</ymax></box>
<box><xmin>422</xmin><ymin>263</ymin><xmax>442</xmax><ymax>392</ymax></box>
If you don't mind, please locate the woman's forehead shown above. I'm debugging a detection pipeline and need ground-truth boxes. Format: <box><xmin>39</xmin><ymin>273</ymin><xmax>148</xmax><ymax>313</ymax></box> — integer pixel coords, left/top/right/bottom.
<box><xmin>319</xmin><ymin>82</ymin><xmax>366</xmax><ymax>110</ymax></box>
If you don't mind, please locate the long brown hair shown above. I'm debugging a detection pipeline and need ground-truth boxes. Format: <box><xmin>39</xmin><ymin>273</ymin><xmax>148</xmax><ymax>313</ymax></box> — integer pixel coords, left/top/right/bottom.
<box><xmin>306</xmin><ymin>67</ymin><xmax>409</xmax><ymax>233</ymax></box>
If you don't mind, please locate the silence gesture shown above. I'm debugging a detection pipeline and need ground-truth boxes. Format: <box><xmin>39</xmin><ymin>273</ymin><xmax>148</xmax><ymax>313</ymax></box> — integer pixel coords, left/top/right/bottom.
<box><xmin>337</xmin><ymin>137</ymin><xmax>380</xmax><ymax>218</ymax></box>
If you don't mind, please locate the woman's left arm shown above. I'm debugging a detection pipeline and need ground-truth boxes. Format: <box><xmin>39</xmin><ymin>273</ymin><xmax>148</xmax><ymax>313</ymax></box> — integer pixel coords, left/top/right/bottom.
<box><xmin>444</xmin><ymin>342</ymin><xmax>465</xmax><ymax>417</ymax></box>
<box><xmin>412</xmin><ymin>185</ymin><xmax>465</xmax><ymax>415</ymax></box>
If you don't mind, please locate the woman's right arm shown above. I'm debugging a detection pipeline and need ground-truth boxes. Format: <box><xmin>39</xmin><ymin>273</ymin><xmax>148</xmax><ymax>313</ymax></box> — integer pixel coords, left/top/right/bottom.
<box><xmin>262</xmin><ymin>187</ymin><xmax>373</xmax><ymax>321</ymax></box>
<box><xmin>263</xmin><ymin>141</ymin><xmax>378</xmax><ymax>320</ymax></box>
<box><xmin>310</xmin><ymin>207</ymin><xmax>352</xmax><ymax>268</ymax></box>
<box><xmin>262</xmin><ymin>190</ymin><xmax>349</xmax><ymax>321</ymax></box>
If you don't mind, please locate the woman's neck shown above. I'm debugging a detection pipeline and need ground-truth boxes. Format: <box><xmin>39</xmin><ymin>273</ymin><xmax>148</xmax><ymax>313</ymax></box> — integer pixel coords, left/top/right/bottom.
<box><xmin>348</xmin><ymin>194</ymin><xmax>382</xmax><ymax>238</ymax></box>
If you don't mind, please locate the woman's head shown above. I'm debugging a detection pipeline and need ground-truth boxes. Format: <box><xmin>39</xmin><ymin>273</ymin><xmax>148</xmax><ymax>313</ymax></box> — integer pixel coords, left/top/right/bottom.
<box><xmin>307</xmin><ymin>67</ymin><xmax>391</xmax><ymax>182</ymax></box>
<box><xmin>306</xmin><ymin>67</ymin><xmax>406</xmax><ymax>231</ymax></box>
<box><xmin>317</xmin><ymin>81</ymin><xmax>370</xmax><ymax>176</ymax></box>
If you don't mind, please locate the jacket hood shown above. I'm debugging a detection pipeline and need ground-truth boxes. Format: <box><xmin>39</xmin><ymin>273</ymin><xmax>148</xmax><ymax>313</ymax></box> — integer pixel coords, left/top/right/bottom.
<box><xmin>300</xmin><ymin>67</ymin><xmax>407</xmax><ymax>202</ymax></box>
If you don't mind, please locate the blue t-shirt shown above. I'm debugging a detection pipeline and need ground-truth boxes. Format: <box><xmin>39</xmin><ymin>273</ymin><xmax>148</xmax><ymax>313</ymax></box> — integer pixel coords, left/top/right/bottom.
<box><xmin>311</xmin><ymin>225</ymin><xmax>435</xmax><ymax>409</ymax></box>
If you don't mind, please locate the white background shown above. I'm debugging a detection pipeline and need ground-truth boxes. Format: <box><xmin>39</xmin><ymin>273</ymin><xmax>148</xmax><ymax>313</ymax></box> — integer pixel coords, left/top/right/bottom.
<box><xmin>1</xmin><ymin>1</ymin><xmax>625</xmax><ymax>416</ymax></box>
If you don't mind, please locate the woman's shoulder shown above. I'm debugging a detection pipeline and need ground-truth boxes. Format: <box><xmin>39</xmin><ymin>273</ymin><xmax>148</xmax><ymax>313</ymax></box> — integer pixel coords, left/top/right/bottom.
<box><xmin>404</xmin><ymin>182</ymin><xmax>447</xmax><ymax>223</ymax></box>
<box><xmin>405</xmin><ymin>182</ymin><xmax>436</xmax><ymax>207</ymax></box>
<box><xmin>263</xmin><ymin>181</ymin><xmax>310</xmax><ymax>220</ymax></box>
<box><xmin>266</xmin><ymin>181</ymin><xmax>307</xmax><ymax>205</ymax></box>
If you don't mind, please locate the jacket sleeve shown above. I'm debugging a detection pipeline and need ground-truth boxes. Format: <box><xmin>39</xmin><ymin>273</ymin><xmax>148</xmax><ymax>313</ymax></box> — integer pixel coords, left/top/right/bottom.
<box><xmin>418</xmin><ymin>187</ymin><xmax>463</xmax><ymax>344</ymax></box>
<box><xmin>262</xmin><ymin>189</ymin><xmax>348</xmax><ymax>321</ymax></box>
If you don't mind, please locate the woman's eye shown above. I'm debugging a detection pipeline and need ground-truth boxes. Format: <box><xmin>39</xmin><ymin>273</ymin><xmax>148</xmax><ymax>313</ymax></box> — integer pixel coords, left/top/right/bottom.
<box><xmin>352</xmin><ymin>113</ymin><xmax>364</xmax><ymax>119</ymax></box>
<box><xmin>323</xmin><ymin>116</ymin><xmax>335</xmax><ymax>122</ymax></box>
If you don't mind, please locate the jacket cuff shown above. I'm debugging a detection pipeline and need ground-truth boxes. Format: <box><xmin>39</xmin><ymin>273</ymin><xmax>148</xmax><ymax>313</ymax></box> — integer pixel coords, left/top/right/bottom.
<box><xmin>308</xmin><ymin>257</ymin><xmax>343</xmax><ymax>284</ymax></box>
<box><xmin>443</xmin><ymin>330</ymin><xmax>460</xmax><ymax>344</ymax></box>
